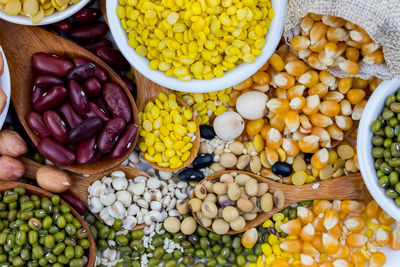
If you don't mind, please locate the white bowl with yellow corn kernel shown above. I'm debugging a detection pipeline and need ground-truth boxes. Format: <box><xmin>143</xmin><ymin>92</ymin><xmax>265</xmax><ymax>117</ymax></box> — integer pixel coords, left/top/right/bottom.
<box><xmin>107</xmin><ymin>0</ymin><xmax>287</xmax><ymax>92</ymax></box>
<box><xmin>358</xmin><ymin>78</ymin><xmax>400</xmax><ymax>223</ymax></box>
<box><xmin>0</xmin><ymin>0</ymin><xmax>89</xmax><ymax>25</ymax></box>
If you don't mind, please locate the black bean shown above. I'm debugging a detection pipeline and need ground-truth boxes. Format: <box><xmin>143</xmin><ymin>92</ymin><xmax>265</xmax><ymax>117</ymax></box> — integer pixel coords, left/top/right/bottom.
<box><xmin>200</xmin><ymin>125</ymin><xmax>216</xmax><ymax>139</ymax></box>
<box><xmin>178</xmin><ymin>168</ymin><xmax>204</xmax><ymax>181</ymax></box>
<box><xmin>303</xmin><ymin>153</ymin><xmax>313</xmax><ymax>163</ymax></box>
<box><xmin>271</xmin><ymin>162</ymin><xmax>293</xmax><ymax>177</ymax></box>
<box><xmin>193</xmin><ymin>154</ymin><xmax>213</xmax><ymax>169</ymax></box>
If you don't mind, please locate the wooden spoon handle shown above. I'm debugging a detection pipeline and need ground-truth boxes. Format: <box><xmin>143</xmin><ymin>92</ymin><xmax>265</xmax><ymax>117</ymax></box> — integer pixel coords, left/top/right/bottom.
<box><xmin>284</xmin><ymin>174</ymin><xmax>371</xmax><ymax>205</ymax></box>
<box><xmin>18</xmin><ymin>156</ymin><xmax>84</xmax><ymax>181</ymax></box>
<box><xmin>133</xmin><ymin>68</ymin><xmax>170</xmax><ymax>110</ymax></box>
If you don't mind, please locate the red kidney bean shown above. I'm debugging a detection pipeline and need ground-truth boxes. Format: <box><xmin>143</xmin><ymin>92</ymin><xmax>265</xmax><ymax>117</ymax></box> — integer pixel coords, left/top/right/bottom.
<box><xmin>122</xmin><ymin>77</ymin><xmax>135</xmax><ymax>92</ymax></box>
<box><xmin>33</xmin><ymin>85</ymin><xmax>68</xmax><ymax>112</ymax></box>
<box><xmin>83</xmin><ymin>77</ymin><xmax>101</xmax><ymax>97</ymax></box>
<box><xmin>69</xmin><ymin>22</ymin><xmax>108</xmax><ymax>41</ymax></box>
<box><xmin>52</xmin><ymin>19</ymin><xmax>72</xmax><ymax>32</ymax></box>
<box><xmin>97</xmin><ymin>118</ymin><xmax>126</xmax><ymax>153</ymax></box>
<box><xmin>31</xmin><ymin>53</ymin><xmax>73</xmax><ymax>77</ymax></box>
<box><xmin>58</xmin><ymin>103</ymin><xmax>83</xmax><ymax>128</ymax></box>
<box><xmin>76</xmin><ymin>137</ymin><xmax>95</xmax><ymax>164</ymax></box>
<box><xmin>95</xmin><ymin>96</ymin><xmax>110</xmax><ymax>116</ymax></box>
<box><xmin>43</xmin><ymin>110</ymin><xmax>69</xmax><ymax>143</ymax></box>
<box><xmin>111</xmin><ymin>123</ymin><xmax>138</xmax><ymax>159</ymax></box>
<box><xmin>94</xmin><ymin>66</ymin><xmax>107</xmax><ymax>83</ymax></box>
<box><xmin>66</xmin><ymin>62</ymin><xmax>95</xmax><ymax>82</ymax></box>
<box><xmin>73</xmin><ymin>8</ymin><xmax>101</xmax><ymax>24</ymax></box>
<box><xmin>34</xmin><ymin>75</ymin><xmax>64</xmax><ymax>89</ymax></box>
<box><xmin>102</xmin><ymin>83</ymin><xmax>132</xmax><ymax>122</ymax></box>
<box><xmin>85</xmin><ymin>102</ymin><xmax>109</xmax><ymax>121</ymax></box>
<box><xmin>26</xmin><ymin>111</ymin><xmax>51</xmax><ymax>138</ymax></box>
<box><xmin>96</xmin><ymin>47</ymin><xmax>129</xmax><ymax>71</ymax></box>
<box><xmin>72</xmin><ymin>57</ymin><xmax>89</xmax><ymax>67</ymax></box>
<box><xmin>82</xmin><ymin>38</ymin><xmax>112</xmax><ymax>52</ymax></box>
<box><xmin>68</xmin><ymin>117</ymin><xmax>103</xmax><ymax>143</ymax></box>
<box><xmin>32</xmin><ymin>86</ymin><xmax>44</xmax><ymax>104</ymax></box>
<box><xmin>61</xmin><ymin>191</ymin><xmax>87</xmax><ymax>215</ymax></box>
<box><xmin>38</xmin><ymin>138</ymin><xmax>75</xmax><ymax>166</ymax></box>
<box><xmin>68</xmin><ymin>80</ymin><xmax>89</xmax><ymax>115</ymax></box>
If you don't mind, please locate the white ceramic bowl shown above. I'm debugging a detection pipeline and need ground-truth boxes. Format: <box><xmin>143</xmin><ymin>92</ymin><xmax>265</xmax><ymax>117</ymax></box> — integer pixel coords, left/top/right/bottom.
<box><xmin>0</xmin><ymin>0</ymin><xmax>90</xmax><ymax>26</ymax></box>
<box><xmin>358</xmin><ymin>77</ymin><xmax>400</xmax><ymax>222</ymax></box>
<box><xmin>0</xmin><ymin>45</ymin><xmax>11</xmax><ymax>130</ymax></box>
<box><xmin>107</xmin><ymin>0</ymin><xmax>287</xmax><ymax>92</ymax></box>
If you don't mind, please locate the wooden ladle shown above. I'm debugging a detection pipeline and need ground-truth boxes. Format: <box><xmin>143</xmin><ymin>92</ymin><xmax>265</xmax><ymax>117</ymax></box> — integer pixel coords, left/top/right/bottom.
<box><xmin>134</xmin><ymin>68</ymin><xmax>200</xmax><ymax>172</ymax></box>
<box><xmin>0</xmin><ymin>181</ymin><xmax>96</xmax><ymax>267</ymax></box>
<box><xmin>192</xmin><ymin>170</ymin><xmax>370</xmax><ymax>234</ymax></box>
<box><xmin>0</xmin><ymin>20</ymin><xmax>139</xmax><ymax>175</ymax></box>
<box><xmin>20</xmin><ymin>156</ymin><xmax>148</xmax><ymax>231</ymax></box>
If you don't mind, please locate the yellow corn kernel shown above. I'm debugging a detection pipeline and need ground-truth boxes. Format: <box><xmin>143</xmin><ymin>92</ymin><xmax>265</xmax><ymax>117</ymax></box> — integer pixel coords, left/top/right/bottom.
<box><xmin>268</xmin><ymin>234</ymin><xmax>279</xmax><ymax>245</ymax></box>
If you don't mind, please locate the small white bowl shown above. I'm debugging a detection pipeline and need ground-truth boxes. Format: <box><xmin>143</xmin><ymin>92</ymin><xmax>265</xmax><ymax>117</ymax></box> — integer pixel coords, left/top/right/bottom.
<box><xmin>0</xmin><ymin>0</ymin><xmax>89</xmax><ymax>26</ymax></box>
<box><xmin>358</xmin><ymin>77</ymin><xmax>400</xmax><ymax>222</ymax></box>
<box><xmin>0</xmin><ymin>45</ymin><xmax>11</xmax><ymax>130</ymax></box>
<box><xmin>107</xmin><ymin>0</ymin><xmax>287</xmax><ymax>93</ymax></box>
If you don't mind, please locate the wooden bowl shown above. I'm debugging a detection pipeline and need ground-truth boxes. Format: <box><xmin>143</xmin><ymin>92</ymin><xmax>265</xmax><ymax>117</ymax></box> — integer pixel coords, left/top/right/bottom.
<box><xmin>0</xmin><ymin>21</ymin><xmax>139</xmax><ymax>175</ymax></box>
<box><xmin>134</xmin><ymin>68</ymin><xmax>200</xmax><ymax>172</ymax></box>
<box><xmin>21</xmin><ymin>156</ymin><xmax>149</xmax><ymax>230</ymax></box>
<box><xmin>0</xmin><ymin>181</ymin><xmax>96</xmax><ymax>267</ymax></box>
<box><xmin>192</xmin><ymin>170</ymin><xmax>369</xmax><ymax>234</ymax></box>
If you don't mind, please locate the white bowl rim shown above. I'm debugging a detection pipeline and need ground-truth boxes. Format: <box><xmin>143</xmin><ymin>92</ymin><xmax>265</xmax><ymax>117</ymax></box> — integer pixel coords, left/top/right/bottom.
<box><xmin>0</xmin><ymin>0</ymin><xmax>90</xmax><ymax>26</ymax></box>
<box><xmin>358</xmin><ymin>77</ymin><xmax>400</xmax><ymax>223</ymax></box>
<box><xmin>0</xmin><ymin>45</ymin><xmax>11</xmax><ymax>130</ymax></box>
<box><xmin>107</xmin><ymin>0</ymin><xmax>287</xmax><ymax>93</ymax></box>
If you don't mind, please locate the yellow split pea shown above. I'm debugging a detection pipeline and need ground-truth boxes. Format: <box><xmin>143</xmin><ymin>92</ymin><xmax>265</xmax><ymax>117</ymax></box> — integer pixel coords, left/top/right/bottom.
<box><xmin>116</xmin><ymin>0</ymin><xmax>274</xmax><ymax>81</ymax></box>
<box><xmin>139</xmin><ymin>92</ymin><xmax>197</xmax><ymax>169</ymax></box>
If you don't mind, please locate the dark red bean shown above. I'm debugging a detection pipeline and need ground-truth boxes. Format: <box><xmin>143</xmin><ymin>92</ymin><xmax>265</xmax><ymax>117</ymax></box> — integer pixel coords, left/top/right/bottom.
<box><xmin>33</xmin><ymin>85</ymin><xmax>68</xmax><ymax>112</ymax></box>
<box><xmin>43</xmin><ymin>110</ymin><xmax>69</xmax><ymax>143</ymax></box>
<box><xmin>82</xmin><ymin>38</ymin><xmax>112</xmax><ymax>52</ymax></box>
<box><xmin>72</xmin><ymin>57</ymin><xmax>89</xmax><ymax>67</ymax></box>
<box><xmin>85</xmin><ymin>102</ymin><xmax>109</xmax><ymax>121</ymax></box>
<box><xmin>68</xmin><ymin>80</ymin><xmax>89</xmax><ymax>115</ymax></box>
<box><xmin>102</xmin><ymin>83</ymin><xmax>132</xmax><ymax>122</ymax></box>
<box><xmin>69</xmin><ymin>22</ymin><xmax>108</xmax><ymax>41</ymax></box>
<box><xmin>32</xmin><ymin>86</ymin><xmax>44</xmax><ymax>104</ymax></box>
<box><xmin>52</xmin><ymin>19</ymin><xmax>73</xmax><ymax>32</ymax></box>
<box><xmin>58</xmin><ymin>103</ymin><xmax>83</xmax><ymax>128</ymax></box>
<box><xmin>66</xmin><ymin>62</ymin><xmax>96</xmax><ymax>82</ymax></box>
<box><xmin>73</xmin><ymin>8</ymin><xmax>101</xmax><ymax>24</ymax></box>
<box><xmin>68</xmin><ymin>117</ymin><xmax>103</xmax><ymax>143</ymax></box>
<box><xmin>83</xmin><ymin>77</ymin><xmax>101</xmax><ymax>98</ymax></box>
<box><xmin>122</xmin><ymin>77</ymin><xmax>135</xmax><ymax>92</ymax></box>
<box><xmin>94</xmin><ymin>66</ymin><xmax>107</xmax><ymax>83</ymax></box>
<box><xmin>26</xmin><ymin>111</ymin><xmax>50</xmax><ymax>138</ymax></box>
<box><xmin>96</xmin><ymin>47</ymin><xmax>129</xmax><ymax>71</ymax></box>
<box><xmin>97</xmin><ymin>118</ymin><xmax>126</xmax><ymax>153</ymax></box>
<box><xmin>111</xmin><ymin>124</ymin><xmax>138</xmax><ymax>159</ymax></box>
<box><xmin>38</xmin><ymin>138</ymin><xmax>75</xmax><ymax>166</ymax></box>
<box><xmin>76</xmin><ymin>137</ymin><xmax>96</xmax><ymax>164</ymax></box>
<box><xmin>31</xmin><ymin>53</ymin><xmax>73</xmax><ymax>77</ymax></box>
<box><xmin>95</xmin><ymin>96</ymin><xmax>110</xmax><ymax>116</ymax></box>
<box><xmin>61</xmin><ymin>191</ymin><xmax>87</xmax><ymax>215</ymax></box>
<box><xmin>34</xmin><ymin>75</ymin><xmax>64</xmax><ymax>89</ymax></box>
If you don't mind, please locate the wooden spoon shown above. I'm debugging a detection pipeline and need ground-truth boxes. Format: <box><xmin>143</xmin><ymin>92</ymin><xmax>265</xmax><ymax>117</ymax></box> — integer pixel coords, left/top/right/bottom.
<box><xmin>134</xmin><ymin>68</ymin><xmax>200</xmax><ymax>172</ymax></box>
<box><xmin>192</xmin><ymin>170</ymin><xmax>370</xmax><ymax>234</ymax></box>
<box><xmin>0</xmin><ymin>20</ymin><xmax>139</xmax><ymax>175</ymax></box>
<box><xmin>0</xmin><ymin>181</ymin><xmax>96</xmax><ymax>267</ymax></box>
<box><xmin>20</xmin><ymin>156</ymin><xmax>148</xmax><ymax>231</ymax></box>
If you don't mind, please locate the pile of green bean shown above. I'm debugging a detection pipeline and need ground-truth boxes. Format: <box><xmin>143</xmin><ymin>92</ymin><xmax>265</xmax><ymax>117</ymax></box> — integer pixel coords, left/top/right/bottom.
<box><xmin>86</xmin><ymin>205</ymin><xmax>298</xmax><ymax>267</ymax></box>
<box><xmin>0</xmin><ymin>187</ymin><xmax>90</xmax><ymax>267</ymax></box>
<box><xmin>371</xmin><ymin>91</ymin><xmax>400</xmax><ymax>207</ymax></box>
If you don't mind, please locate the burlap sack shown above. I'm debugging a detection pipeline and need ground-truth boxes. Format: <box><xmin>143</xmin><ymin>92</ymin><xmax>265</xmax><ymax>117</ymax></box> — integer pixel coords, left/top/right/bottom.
<box><xmin>284</xmin><ymin>0</ymin><xmax>400</xmax><ymax>80</ymax></box>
